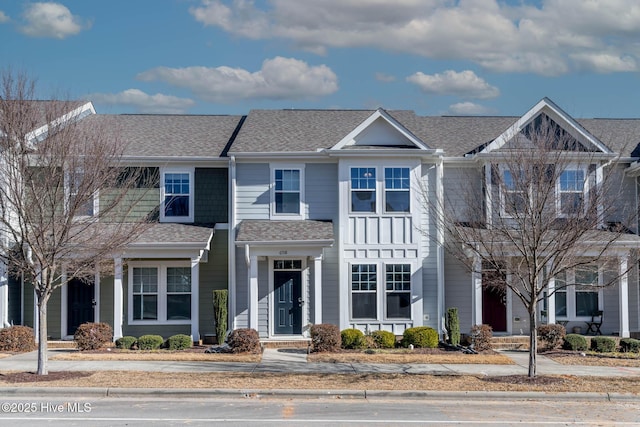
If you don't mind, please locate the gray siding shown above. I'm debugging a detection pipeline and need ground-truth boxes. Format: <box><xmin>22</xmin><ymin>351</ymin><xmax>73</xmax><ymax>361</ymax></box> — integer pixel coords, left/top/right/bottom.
<box><xmin>100</xmin><ymin>275</ymin><xmax>114</xmax><ymax>328</ymax></box>
<box><xmin>234</xmin><ymin>247</ymin><xmax>249</xmax><ymax>328</ymax></box>
<box><xmin>321</xmin><ymin>241</ymin><xmax>340</xmax><ymax>325</ymax></box>
<box><xmin>198</xmin><ymin>229</ymin><xmax>229</xmax><ymax>338</ymax></box>
<box><xmin>49</xmin><ymin>287</ymin><xmax>61</xmax><ymax>338</ymax></box>
<box><xmin>443</xmin><ymin>166</ymin><xmax>482</xmax><ymax>223</ymax></box>
<box><xmin>306</xmin><ymin>163</ymin><xmax>338</xmax><ymax>220</ymax></box>
<box><xmin>444</xmin><ymin>254</ymin><xmax>473</xmax><ymax>333</ymax></box>
<box><xmin>236</xmin><ymin>163</ymin><xmax>270</xmax><ymax>220</ymax></box>
<box><xmin>195</xmin><ymin>168</ymin><xmax>228</xmax><ymax>225</ymax></box>
<box><xmin>421</xmin><ymin>165</ymin><xmax>439</xmax><ymax>329</ymax></box>
<box><xmin>257</xmin><ymin>260</ymin><xmax>269</xmax><ymax>337</ymax></box>
<box><xmin>607</xmin><ymin>165</ymin><xmax>636</xmax><ymax>233</ymax></box>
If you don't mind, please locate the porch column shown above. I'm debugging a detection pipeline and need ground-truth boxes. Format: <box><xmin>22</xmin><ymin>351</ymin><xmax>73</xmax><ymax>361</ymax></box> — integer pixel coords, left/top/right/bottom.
<box><xmin>472</xmin><ymin>255</ymin><xmax>483</xmax><ymax>326</ymax></box>
<box><xmin>113</xmin><ymin>258</ymin><xmax>123</xmax><ymax>340</ymax></box>
<box><xmin>60</xmin><ymin>270</ymin><xmax>68</xmax><ymax>338</ymax></box>
<box><xmin>0</xmin><ymin>260</ymin><xmax>8</xmax><ymax>327</ymax></box>
<box><xmin>619</xmin><ymin>255</ymin><xmax>630</xmax><ymax>338</ymax></box>
<box><xmin>191</xmin><ymin>258</ymin><xmax>200</xmax><ymax>343</ymax></box>
<box><xmin>314</xmin><ymin>256</ymin><xmax>323</xmax><ymax>325</ymax></box>
<box><xmin>547</xmin><ymin>276</ymin><xmax>556</xmax><ymax>325</ymax></box>
<box><xmin>248</xmin><ymin>255</ymin><xmax>258</xmax><ymax>330</ymax></box>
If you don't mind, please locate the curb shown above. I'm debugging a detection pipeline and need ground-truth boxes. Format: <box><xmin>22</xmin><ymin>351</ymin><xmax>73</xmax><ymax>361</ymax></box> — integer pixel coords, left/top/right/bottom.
<box><xmin>1</xmin><ymin>387</ymin><xmax>638</xmax><ymax>401</ymax></box>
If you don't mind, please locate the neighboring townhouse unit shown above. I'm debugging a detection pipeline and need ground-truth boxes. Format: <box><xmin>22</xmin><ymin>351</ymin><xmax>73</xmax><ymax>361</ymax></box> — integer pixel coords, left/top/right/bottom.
<box><xmin>3</xmin><ymin>97</ymin><xmax>640</xmax><ymax>343</ymax></box>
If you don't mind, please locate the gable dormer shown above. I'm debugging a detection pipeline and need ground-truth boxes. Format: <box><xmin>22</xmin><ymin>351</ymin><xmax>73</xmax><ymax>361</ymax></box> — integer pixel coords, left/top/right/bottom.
<box><xmin>331</xmin><ymin>109</ymin><xmax>431</xmax><ymax>151</ymax></box>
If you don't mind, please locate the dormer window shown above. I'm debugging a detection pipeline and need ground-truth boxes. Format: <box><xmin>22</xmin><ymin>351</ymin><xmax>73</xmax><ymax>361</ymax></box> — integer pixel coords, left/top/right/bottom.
<box><xmin>557</xmin><ymin>168</ymin><xmax>586</xmax><ymax>217</ymax></box>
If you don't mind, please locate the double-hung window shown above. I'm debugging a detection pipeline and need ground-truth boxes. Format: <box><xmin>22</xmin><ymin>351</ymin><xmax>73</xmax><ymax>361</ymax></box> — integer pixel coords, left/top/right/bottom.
<box><xmin>274</xmin><ymin>169</ymin><xmax>301</xmax><ymax>215</ymax></box>
<box><xmin>557</xmin><ymin>169</ymin><xmax>586</xmax><ymax>216</ymax></box>
<box><xmin>67</xmin><ymin>170</ymin><xmax>97</xmax><ymax>217</ymax></box>
<box><xmin>386</xmin><ymin>264</ymin><xmax>411</xmax><ymax>318</ymax></box>
<box><xmin>554</xmin><ymin>266</ymin><xmax>600</xmax><ymax>320</ymax></box>
<box><xmin>129</xmin><ymin>263</ymin><xmax>192</xmax><ymax>323</ymax></box>
<box><xmin>351</xmin><ymin>167</ymin><xmax>376</xmax><ymax>212</ymax></box>
<box><xmin>351</xmin><ymin>264</ymin><xmax>377</xmax><ymax>319</ymax></box>
<box><xmin>161</xmin><ymin>169</ymin><xmax>193</xmax><ymax>222</ymax></box>
<box><xmin>502</xmin><ymin>169</ymin><xmax>526</xmax><ymax>216</ymax></box>
<box><xmin>384</xmin><ymin>168</ymin><xmax>410</xmax><ymax>213</ymax></box>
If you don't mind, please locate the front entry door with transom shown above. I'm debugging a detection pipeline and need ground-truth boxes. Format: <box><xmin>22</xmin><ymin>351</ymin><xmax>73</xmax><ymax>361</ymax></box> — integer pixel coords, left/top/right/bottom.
<box><xmin>274</xmin><ymin>270</ymin><xmax>302</xmax><ymax>335</ymax></box>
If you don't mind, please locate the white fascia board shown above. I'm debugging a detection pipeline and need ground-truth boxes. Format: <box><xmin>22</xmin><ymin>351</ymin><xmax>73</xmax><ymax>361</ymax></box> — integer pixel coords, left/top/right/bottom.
<box><xmin>230</xmin><ymin>151</ymin><xmax>329</xmax><ymax>160</ymax></box>
<box><xmin>119</xmin><ymin>156</ymin><xmax>229</xmax><ymax>166</ymax></box>
<box><xmin>331</xmin><ymin>109</ymin><xmax>430</xmax><ymax>151</ymax></box>
<box><xmin>27</xmin><ymin>101</ymin><xmax>96</xmax><ymax>144</ymax></box>
<box><xmin>235</xmin><ymin>240</ymin><xmax>334</xmax><ymax>247</ymax></box>
<box><xmin>327</xmin><ymin>148</ymin><xmax>441</xmax><ymax>158</ymax></box>
<box><xmin>480</xmin><ymin>98</ymin><xmax>612</xmax><ymax>155</ymax></box>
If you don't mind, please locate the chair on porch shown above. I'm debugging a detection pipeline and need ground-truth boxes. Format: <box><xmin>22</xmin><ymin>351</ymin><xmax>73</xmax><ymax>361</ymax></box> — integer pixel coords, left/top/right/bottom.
<box><xmin>585</xmin><ymin>310</ymin><xmax>603</xmax><ymax>335</ymax></box>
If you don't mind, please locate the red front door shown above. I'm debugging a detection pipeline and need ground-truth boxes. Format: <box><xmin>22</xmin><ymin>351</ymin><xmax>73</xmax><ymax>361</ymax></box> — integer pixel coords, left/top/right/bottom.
<box><xmin>482</xmin><ymin>286</ymin><xmax>507</xmax><ymax>332</ymax></box>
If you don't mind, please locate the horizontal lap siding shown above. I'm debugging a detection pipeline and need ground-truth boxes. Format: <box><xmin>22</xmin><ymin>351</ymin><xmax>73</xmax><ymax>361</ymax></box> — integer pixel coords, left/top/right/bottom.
<box><xmin>306</xmin><ymin>163</ymin><xmax>338</xmax><ymax>220</ymax></box>
<box><xmin>234</xmin><ymin>247</ymin><xmax>249</xmax><ymax>329</ymax></box>
<box><xmin>444</xmin><ymin>254</ymin><xmax>473</xmax><ymax>333</ymax></box>
<box><xmin>236</xmin><ymin>163</ymin><xmax>270</xmax><ymax>221</ymax></box>
<box><xmin>421</xmin><ymin>165</ymin><xmax>438</xmax><ymax>329</ymax></box>
<box><xmin>199</xmin><ymin>230</ymin><xmax>229</xmax><ymax>338</ymax></box>
<box><xmin>258</xmin><ymin>260</ymin><xmax>269</xmax><ymax>338</ymax></box>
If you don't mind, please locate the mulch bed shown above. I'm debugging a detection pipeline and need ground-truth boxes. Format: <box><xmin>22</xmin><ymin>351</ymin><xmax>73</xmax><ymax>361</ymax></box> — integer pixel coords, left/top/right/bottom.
<box><xmin>0</xmin><ymin>371</ymin><xmax>92</xmax><ymax>383</ymax></box>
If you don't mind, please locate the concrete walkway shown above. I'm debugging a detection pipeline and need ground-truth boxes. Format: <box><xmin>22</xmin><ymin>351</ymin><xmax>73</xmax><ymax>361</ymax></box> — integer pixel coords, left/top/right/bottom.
<box><xmin>1</xmin><ymin>348</ymin><xmax>639</xmax><ymax>377</ymax></box>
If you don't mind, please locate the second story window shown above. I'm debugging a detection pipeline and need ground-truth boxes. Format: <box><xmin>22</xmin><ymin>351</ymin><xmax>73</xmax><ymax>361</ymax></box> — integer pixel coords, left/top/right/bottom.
<box><xmin>557</xmin><ymin>169</ymin><xmax>586</xmax><ymax>216</ymax></box>
<box><xmin>274</xmin><ymin>169</ymin><xmax>301</xmax><ymax>214</ymax></box>
<box><xmin>502</xmin><ymin>169</ymin><xmax>526</xmax><ymax>216</ymax></box>
<box><xmin>384</xmin><ymin>167</ymin><xmax>410</xmax><ymax>213</ymax></box>
<box><xmin>66</xmin><ymin>170</ymin><xmax>97</xmax><ymax>218</ymax></box>
<box><xmin>161</xmin><ymin>169</ymin><xmax>193</xmax><ymax>222</ymax></box>
<box><xmin>351</xmin><ymin>167</ymin><xmax>376</xmax><ymax>212</ymax></box>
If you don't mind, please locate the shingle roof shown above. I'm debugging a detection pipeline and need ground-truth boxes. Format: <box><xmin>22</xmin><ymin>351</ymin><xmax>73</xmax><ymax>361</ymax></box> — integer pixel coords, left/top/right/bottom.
<box><xmin>77</xmin><ymin>114</ymin><xmax>244</xmax><ymax>158</ymax></box>
<box><xmin>130</xmin><ymin>223</ymin><xmax>214</xmax><ymax>247</ymax></box>
<box><xmin>236</xmin><ymin>220</ymin><xmax>334</xmax><ymax>243</ymax></box>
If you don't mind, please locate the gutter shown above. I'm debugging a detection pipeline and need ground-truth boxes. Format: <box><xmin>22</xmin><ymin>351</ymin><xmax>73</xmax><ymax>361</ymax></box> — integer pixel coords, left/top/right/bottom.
<box><xmin>235</xmin><ymin>240</ymin><xmax>334</xmax><ymax>247</ymax></box>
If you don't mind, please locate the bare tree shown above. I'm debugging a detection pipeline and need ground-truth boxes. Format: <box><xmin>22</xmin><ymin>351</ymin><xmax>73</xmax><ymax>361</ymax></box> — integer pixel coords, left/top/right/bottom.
<box><xmin>0</xmin><ymin>70</ymin><xmax>157</xmax><ymax>375</ymax></box>
<box><xmin>430</xmin><ymin>116</ymin><xmax>636</xmax><ymax>377</ymax></box>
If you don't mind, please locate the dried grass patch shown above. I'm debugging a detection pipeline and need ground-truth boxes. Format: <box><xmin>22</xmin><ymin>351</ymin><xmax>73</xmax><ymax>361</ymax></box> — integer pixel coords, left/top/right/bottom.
<box><xmin>545</xmin><ymin>351</ymin><xmax>640</xmax><ymax>367</ymax></box>
<box><xmin>309</xmin><ymin>350</ymin><xmax>514</xmax><ymax>365</ymax></box>
<box><xmin>0</xmin><ymin>371</ymin><xmax>638</xmax><ymax>394</ymax></box>
<box><xmin>51</xmin><ymin>350</ymin><xmax>261</xmax><ymax>363</ymax></box>
<box><xmin>0</xmin><ymin>354</ymin><xmax>12</xmax><ymax>359</ymax></box>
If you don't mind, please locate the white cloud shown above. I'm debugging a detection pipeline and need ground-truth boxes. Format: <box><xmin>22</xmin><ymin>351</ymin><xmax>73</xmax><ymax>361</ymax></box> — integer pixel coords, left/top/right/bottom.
<box><xmin>406</xmin><ymin>70</ymin><xmax>499</xmax><ymax>99</ymax></box>
<box><xmin>189</xmin><ymin>0</ymin><xmax>640</xmax><ymax>75</ymax></box>
<box><xmin>375</xmin><ymin>72</ymin><xmax>395</xmax><ymax>82</ymax></box>
<box><xmin>448</xmin><ymin>102</ymin><xmax>496</xmax><ymax>116</ymax></box>
<box><xmin>137</xmin><ymin>57</ymin><xmax>338</xmax><ymax>102</ymax></box>
<box><xmin>0</xmin><ymin>10</ymin><xmax>9</xmax><ymax>23</ymax></box>
<box><xmin>20</xmin><ymin>2</ymin><xmax>88</xmax><ymax>39</ymax></box>
<box><xmin>90</xmin><ymin>89</ymin><xmax>195</xmax><ymax>114</ymax></box>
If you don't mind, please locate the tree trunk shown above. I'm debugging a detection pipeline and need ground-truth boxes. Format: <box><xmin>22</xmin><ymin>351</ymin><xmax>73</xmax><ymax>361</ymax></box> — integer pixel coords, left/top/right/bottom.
<box><xmin>36</xmin><ymin>294</ymin><xmax>49</xmax><ymax>375</ymax></box>
<box><xmin>528</xmin><ymin>308</ymin><xmax>537</xmax><ymax>377</ymax></box>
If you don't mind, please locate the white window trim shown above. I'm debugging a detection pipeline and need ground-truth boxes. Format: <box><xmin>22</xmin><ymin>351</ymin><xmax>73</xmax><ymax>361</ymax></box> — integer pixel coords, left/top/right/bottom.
<box><xmin>127</xmin><ymin>261</ymin><xmax>192</xmax><ymax>325</ymax></box>
<box><xmin>348</xmin><ymin>261</ymin><xmax>414</xmax><ymax>322</ymax></box>
<box><xmin>554</xmin><ymin>267</ymin><xmax>602</xmax><ymax>321</ymax></box>
<box><xmin>349</xmin><ymin>166</ymin><xmax>378</xmax><ymax>215</ymax></box>
<box><xmin>499</xmin><ymin>166</ymin><xmax>527</xmax><ymax>218</ymax></box>
<box><xmin>383</xmin><ymin>166</ymin><xmax>411</xmax><ymax>214</ymax></box>
<box><xmin>555</xmin><ymin>165</ymin><xmax>589</xmax><ymax>218</ymax></box>
<box><xmin>64</xmin><ymin>169</ymin><xmax>99</xmax><ymax>219</ymax></box>
<box><xmin>160</xmin><ymin>167</ymin><xmax>194</xmax><ymax>223</ymax></box>
<box><xmin>270</xmin><ymin>164</ymin><xmax>305</xmax><ymax>220</ymax></box>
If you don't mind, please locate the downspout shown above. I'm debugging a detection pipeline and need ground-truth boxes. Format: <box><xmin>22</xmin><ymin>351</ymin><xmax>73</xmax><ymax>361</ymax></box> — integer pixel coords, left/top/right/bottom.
<box><xmin>436</xmin><ymin>155</ymin><xmax>446</xmax><ymax>338</ymax></box>
<box><xmin>228</xmin><ymin>155</ymin><xmax>237</xmax><ymax>331</ymax></box>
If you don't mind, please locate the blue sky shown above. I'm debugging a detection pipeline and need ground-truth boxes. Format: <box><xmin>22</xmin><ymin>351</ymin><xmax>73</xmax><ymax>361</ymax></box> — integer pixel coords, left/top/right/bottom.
<box><xmin>1</xmin><ymin>0</ymin><xmax>640</xmax><ymax>117</ymax></box>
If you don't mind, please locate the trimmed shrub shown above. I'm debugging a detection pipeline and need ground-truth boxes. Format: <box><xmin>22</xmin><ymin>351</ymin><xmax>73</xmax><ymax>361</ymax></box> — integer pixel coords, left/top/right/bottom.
<box><xmin>227</xmin><ymin>328</ymin><xmax>261</xmax><ymax>354</ymax></box>
<box><xmin>446</xmin><ymin>307</ymin><xmax>461</xmax><ymax>346</ymax></box>
<box><xmin>470</xmin><ymin>324</ymin><xmax>493</xmax><ymax>352</ymax></box>
<box><xmin>137</xmin><ymin>334</ymin><xmax>164</xmax><ymax>350</ymax></box>
<box><xmin>341</xmin><ymin>328</ymin><xmax>366</xmax><ymax>349</ymax></box>
<box><xmin>620</xmin><ymin>338</ymin><xmax>640</xmax><ymax>353</ymax></box>
<box><xmin>537</xmin><ymin>324</ymin><xmax>566</xmax><ymax>351</ymax></box>
<box><xmin>166</xmin><ymin>334</ymin><xmax>193</xmax><ymax>350</ymax></box>
<box><xmin>401</xmin><ymin>326</ymin><xmax>439</xmax><ymax>348</ymax></box>
<box><xmin>213</xmin><ymin>289</ymin><xmax>228</xmax><ymax>344</ymax></box>
<box><xmin>563</xmin><ymin>334</ymin><xmax>588</xmax><ymax>351</ymax></box>
<box><xmin>115</xmin><ymin>336</ymin><xmax>137</xmax><ymax>350</ymax></box>
<box><xmin>0</xmin><ymin>325</ymin><xmax>36</xmax><ymax>352</ymax></box>
<box><xmin>74</xmin><ymin>322</ymin><xmax>113</xmax><ymax>351</ymax></box>
<box><xmin>310</xmin><ymin>324</ymin><xmax>341</xmax><ymax>353</ymax></box>
<box><xmin>371</xmin><ymin>330</ymin><xmax>396</xmax><ymax>349</ymax></box>
<box><xmin>590</xmin><ymin>336</ymin><xmax>616</xmax><ymax>353</ymax></box>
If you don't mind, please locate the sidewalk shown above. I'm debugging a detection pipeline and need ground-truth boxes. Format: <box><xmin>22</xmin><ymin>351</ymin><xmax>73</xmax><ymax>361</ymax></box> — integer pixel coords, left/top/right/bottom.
<box><xmin>1</xmin><ymin>347</ymin><xmax>639</xmax><ymax>377</ymax></box>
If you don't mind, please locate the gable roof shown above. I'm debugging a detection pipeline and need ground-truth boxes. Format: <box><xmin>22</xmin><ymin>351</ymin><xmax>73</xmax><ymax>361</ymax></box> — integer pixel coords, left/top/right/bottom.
<box><xmin>76</xmin><ymin>114</ymin><xmax>244</xmax><ymax>158</ymax></box>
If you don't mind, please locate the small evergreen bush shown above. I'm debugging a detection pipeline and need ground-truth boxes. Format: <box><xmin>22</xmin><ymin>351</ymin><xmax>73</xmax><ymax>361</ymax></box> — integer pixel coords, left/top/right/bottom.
<box><xmin>213</xmin><ymin>289</ymin><xmax>228</xmax><ymax>344</ymax></box>
<box><xmin>401</xmin><ymin>326</ymin><xmax>439</xmax><ymax>348</ymax></box>
<box><xmin>620</xmin><ymin>338</ymin><xmax>640</xmax><ymax>353</ymax></box>
<box><xmin>537</xmin><ymin>324</ymin><xmax>566</xmax><ymax>351</ymax></box>
<box><xmin>115</xmin><ymin>336</ymin><xmax>137</xmax><ymax>350</ymax></box>
<box><xmin>166</xmin><ymin>334</ymin><xmax>193</xmax><ymax>350</ymax></box>
<box><xmin>341</xmin><ymin>328</ymin><xmax>366</xmax><ymax>349</ymax></box>
<box><xmin>0</xmin><ymin>325</ymin><xmax>36</xmax><ymax>352</ymax></box>
<box><xmin>590</xmin><ymin>336</ymin><xmax>616</xmax><ymax>353</ymax></box>
<box><xmin>137</xmin><ymin>334</ymin><xmax>164</xmax><ymax>350</ymax></box>
<box><xmin>446</xmin><ymin>307</ymin><xmax>461</xmax><ymax>346</ymax></box>
<box><xmin>371</xmin><ymin>330</ymin><xmax>396</xmax><ymax>349</ymax></box>
<box><xmin>227</xmin><ymin>328</ymin><xmax>261</xmax><ymax>354</ymax></box>
<box><xmin>310</xmin><ymin>324</ymin><xmax>341</xmax><ymax>352</ymax></box>
<box><xmin>74</xmin><ymin>322</ymin><xmax>113</xmax><ymax>351</ymax></box>
<box><xmin>470</xmin><ymin>324</ymin><xmax>493</xmax><ymax>351</ymax></box>
<box><xmin>563</xmin><ymin>334</ymin><xmax>587</xmax><ymax>351</ymax></box>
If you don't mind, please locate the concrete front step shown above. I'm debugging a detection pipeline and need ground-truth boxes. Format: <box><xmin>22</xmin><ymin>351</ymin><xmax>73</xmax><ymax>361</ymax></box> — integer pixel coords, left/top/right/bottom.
<box><xmin>261</xmin><ymin>340</ymin><xmax>311</xmax><ymax>349</ymax></box>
